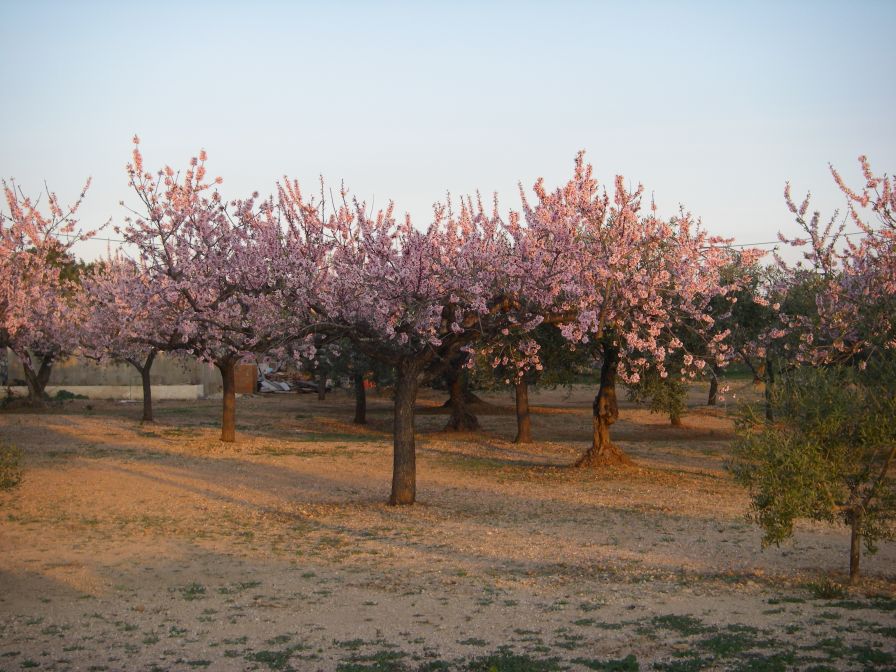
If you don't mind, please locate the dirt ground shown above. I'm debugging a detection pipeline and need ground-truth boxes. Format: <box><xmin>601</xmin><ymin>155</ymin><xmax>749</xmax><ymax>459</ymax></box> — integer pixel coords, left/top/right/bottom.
<box><xmin>1</xmin><ymin>382</ymin><xmax>894</xmax><ymax>671</ymax></box>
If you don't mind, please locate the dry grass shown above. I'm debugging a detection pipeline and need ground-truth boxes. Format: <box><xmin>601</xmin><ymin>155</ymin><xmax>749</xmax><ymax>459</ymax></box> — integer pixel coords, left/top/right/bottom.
<box><xmin>0</xmin><ymin>382</ymin><xmax>893</xmax><ymax>671</ymax></box>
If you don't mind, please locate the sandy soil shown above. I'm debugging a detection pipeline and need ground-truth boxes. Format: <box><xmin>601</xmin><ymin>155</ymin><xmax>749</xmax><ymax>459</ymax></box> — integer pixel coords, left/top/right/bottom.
<box><xmin>0</xmin><ymin>383</ymin><xmax>894</xmax><ymax>671</ymax></box>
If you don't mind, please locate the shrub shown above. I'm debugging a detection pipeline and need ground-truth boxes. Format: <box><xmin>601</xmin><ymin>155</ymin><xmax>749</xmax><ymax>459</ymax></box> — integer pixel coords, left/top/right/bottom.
<box><xmin>0</xmin><ymin>440</ymin><xmax>23</xmax><ymax>490</ymax></box>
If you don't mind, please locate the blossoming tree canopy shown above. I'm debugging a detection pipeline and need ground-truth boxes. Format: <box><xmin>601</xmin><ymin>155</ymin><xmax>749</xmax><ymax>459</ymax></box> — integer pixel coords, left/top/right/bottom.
<box><xmin>1</xmin><ymin>179</ymin><xmax>95</xmax><ymax>401</ymax></box>
<box><xmin>118</xmin><ymin>139</ymin><xmax>319</xmax><ymax>441</ymax></box>
<box><xmin>80</xmin><ymin>255</ymin><xmax>188</xmax><ymax>423</ymax></box>
<box><xmin>521</xmin><ymin>153</ymin><xmax>749</xmax><ymax>466</ymax></box>
<box><xmin>776</xmin><ymin>156</ymin><xmax>896</xmax><ymax>366</ymax></box>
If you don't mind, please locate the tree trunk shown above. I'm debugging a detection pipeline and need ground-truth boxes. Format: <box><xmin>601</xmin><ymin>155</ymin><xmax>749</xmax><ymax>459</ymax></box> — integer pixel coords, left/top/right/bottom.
<box><xmin>139</xmin><ymin>350</ymin><xmax>156</xmax><ymax>423</ymax></box>
<box><xmin>849</xmin><ymin>512</ymin><xmax>862</xmax><ymax>585</ymax></box>
<box><xmin>670</xmin><ymin>409</ymin><xmax>683</xmax><ymax>427</ymax></box>
<box><xmin>390</xmin><ymin>359</ymin><xmax>423</xmax><ymax>505</ymax></box>
<box><xmin>443</xmin><ymin>372</ymin><xmax>480</xmax><ymax>431</ymax></box>
<box><xmin>353</xmin><ymin>372</ymin><xmax>367</xmax><ymax>425</ymax></box>
<box><xmin>707</xmin><ymin>376</ymin><xmax>718</xmax><ymax>406</ymax></box>
<box><xmin>21</xmin><ymin>352</ymin><xmax>53</xmax><ymax>403</ymax></box>
<box><xmin>216</xmin><ymin>358</ymin><xmax>237</xmax><ymax>443</ymax></box>
<box><xmin>514</xmin><ymin>379</ymin><xmax>532</xmax><ymax>443</ymax></box>
<box><xmin>576</xmin><ymin>344</ymin><xmax>632</xmax><ymax>467</ymax></box>
<box><xmin>317</xmin><ymin>370</ymin><xmax>327</xmax><ymax>401</ymax></box>
<box><xmin>764</xmin><ymin>356</ymin><xmax>775</xmax><ymax>422</ymax></box>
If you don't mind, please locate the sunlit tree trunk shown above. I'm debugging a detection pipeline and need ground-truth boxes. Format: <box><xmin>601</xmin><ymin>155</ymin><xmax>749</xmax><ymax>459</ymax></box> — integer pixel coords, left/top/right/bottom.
<box><xmin>576</xmin><ymin>344</ymin><xmax>631</xmax><ymax>467</ymax></box>
<box><xmin>390</xmin><ymin>358</ymin><xmax>423</xmax><ymax>505</ymax></box>
<box><xmin>216</xmin><ymin>357</ymin><xmax>237</xmax><ymax>442</ymax></box>
<box><xmin>513</xmin><ymin>379</ymin><xmax>532</xmax><ymax>443</ymax></box>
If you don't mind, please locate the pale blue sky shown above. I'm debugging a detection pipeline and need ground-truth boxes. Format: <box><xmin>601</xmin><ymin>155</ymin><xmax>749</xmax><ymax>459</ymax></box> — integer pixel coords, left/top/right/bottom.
<box><xmin>2</xmin><ymin>0</ymin><xmax>894</xmax><ymax>260</ymax></box>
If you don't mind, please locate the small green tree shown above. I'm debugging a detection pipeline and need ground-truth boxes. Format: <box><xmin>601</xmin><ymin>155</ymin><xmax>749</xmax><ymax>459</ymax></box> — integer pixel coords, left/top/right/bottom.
<box><xmin>625</xmin><ymin>369</ymin><xmax>688</xmax><ymax>426</ymax></box>
<box><xmin>731</xmin><ymin>364</ymin><xmax>896</xmax><ymax>584</ymax></box>
<box><xmin>0</xmin><ymin>439</ymin><xmax>23</xmax><ymax>491</ymax></box>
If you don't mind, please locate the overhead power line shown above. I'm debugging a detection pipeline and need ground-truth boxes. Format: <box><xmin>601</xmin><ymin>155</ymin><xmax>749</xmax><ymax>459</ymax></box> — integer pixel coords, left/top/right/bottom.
<box><xmin>51</xmin><ymin>228</ymin><xmax>882</xmax><ymax>250</ymax></box>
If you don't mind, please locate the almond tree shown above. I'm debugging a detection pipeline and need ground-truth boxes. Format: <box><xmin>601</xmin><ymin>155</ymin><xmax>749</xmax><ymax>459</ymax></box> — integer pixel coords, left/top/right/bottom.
<box><xmin>521</xmin><ymin>154</ymin><xmax>748</xmax><ymax>466</ymax></box>
<box><xmin>80</xmin><ymin>256</ymin><xmax>185</xmax><ymax>423</ymax></box>
<box><xmin>320</xmin><ymin>193</ymin><xmax>559</xmax><ymax>504</ymax></box>
<box><xmin>1</xmin><ymin>180</ymin><xmax>94</xmax><ymax>402</ymax></box>
<box><xmin>119</xmin><ymin>139</ymin><xmax>326</xmax><ymax>441</ymax></box>
<box><xmin>734</xmin><ymin>156</ymin><xmax>896</xmax><ymax>583</ymax></box>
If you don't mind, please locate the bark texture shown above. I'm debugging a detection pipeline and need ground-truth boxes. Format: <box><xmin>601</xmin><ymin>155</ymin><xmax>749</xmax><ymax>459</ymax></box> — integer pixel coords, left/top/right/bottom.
<box><xmin>576</xmin><ymin>345</ymin><xmax>632</xmax><ymax>467</ymax></box>
<box><xmin>513</xmin><ymin>380</ymin><xmax>532</xmax><ymax>443</ymax></box>
<box><xmin>353</xmin><ymin>373</ymin><xmax>367</xmax><ymax>425</ymax></box>
<box><xmin>22</xmin><ymin>353</ymin><xmax>53</xmax><ymax>403</ymax></box>
<box><xmin>217</xmin><ymin>358</ymin><xmax>237</xmax><ymax>443</ymax></box>
<box><xmin>390</xmin><ymin>359</ymin><xmax>422</xmax><ymax>505</ymax></box>
<box><xmin>443</xmin><ymin>372</ymin><xmax>480</xmax><ymax>432</ymax></box>
<box><xmin>317</xmin><ymin>370</ymin><xmax>327</xmax><ymax>401</ymax></box>
<box><xmin>849</xmin><ymin>512</ymin><xmax>862</xmax><ymax>584</ymax></box>
<box><xmin>707</xmin><ymin>376</ymin><xmax>718</xmax><ymax>406</ymax></box>
<box><xmin>139</xmin><ymin>351</ymin><xmax>156</xmax><ymax>423</ymax></box>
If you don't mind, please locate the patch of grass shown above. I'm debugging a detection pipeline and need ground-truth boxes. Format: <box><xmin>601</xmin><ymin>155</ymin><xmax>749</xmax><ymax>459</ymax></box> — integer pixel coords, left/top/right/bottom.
<box><xmin>850</xmin><ymin>644</ymin><xmax>894</xmax><ymax>667</ymax></box>
<box><xmin>573</xmin><ymin>654</ymin><xmax>638</xmax><ymax>671</ymax></box>
<box><xmin>336</xmin><ymin>639</ymin><xmax>368</xmax><ymax>650</ymax></box>
<box><xmin>766</xmin><ymin>596</ymin><xmax>805</xmax><ymax>605</ymax></box>
<box><xmin>870</xmin><ymin>596</ymin><xmax>896</xmax><ymax>612</ymax></box>
<box><xmin>293</xmin><ymin>432</ymin><xmax>375</xmax><ymax>444</ymax></box>
<box><xmin>653</xmin><ymin>653</ymin><xmax>714</xmax><ymax>671</ymax></box>
<box><xmin>698</xmin><ymin>630</ymin><xmax>759</xmax><ymax>658</ymax></box>
<box><xmin>651</xmin><ymin>614</ymin><xmax>712</xmax><ymax>637</ymax></box>
<box><xmin>337</xmin><ymin>648</ymin><xmax>408</xmax><ymax>672</ymax></box>
<box><xmin>579</xmin><ymin>601</ymin><xmax>604</xmax><ymax>612</ymax></box>
<box><xmin>246</xmin><ymin>646</ymin><xmax>307</xmax><ymax>670</ymax></box>
<box><xmin>731</xmin><ymin>651</ymin><xmax>796</xmax><ymax>672</ymax></box>
<box><xmin>806</xmin><ymin>579</ymin><xmax>848</xmax><ymax>600</ymax></box>
<box><xmin>180</xmin><ymin>582</ymin><xmax>206</xmax><ymax>600</ymax></box>
<box><xmin>465</xmin><ymin>650</ymin><xmax>563</xmax><ymax>672</ymax></box>
<box><xmin>457</xmin><ymin>638</ymin><xmax>488</xmax><ymax>647</ymax></box>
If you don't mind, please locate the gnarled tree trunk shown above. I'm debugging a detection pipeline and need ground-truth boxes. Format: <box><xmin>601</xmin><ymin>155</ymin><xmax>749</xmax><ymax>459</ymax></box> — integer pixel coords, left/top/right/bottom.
<box><xmin>20</xmin><ymin>351</ymin><xmax>53</xmax><ymax>403</ymax></box>
<box><xmin>576</xmin><ymin>344</ymin><xmax>631</xmax><ymax>467</ymax></box>
<box><xmin>353</xmin><ymin>372</ymin><xmax>367</xmax><ymax>425</ymax></box>
<box><xmin>390</xmin><ymin>358</ymin><xmax>423</xmax><ymax>505</ymax></box>
<box><xmin>764</xmin><ymin>356</ymin><xmax>775</xmax><ymax>422</ymax></box>
<box><xmin>513</xmin><ymin>379</ymin><xmax>532</xmax><ymax>443</ymax></box>
<box><xmin>216</xmin><ymin>358</ymin><xmax>237</xmax><ymax>442</ymax></box>
<box><xmin>443</xmin><ymin>370</ymin><xmax>479</xmax><ymax>432</ymax></box>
